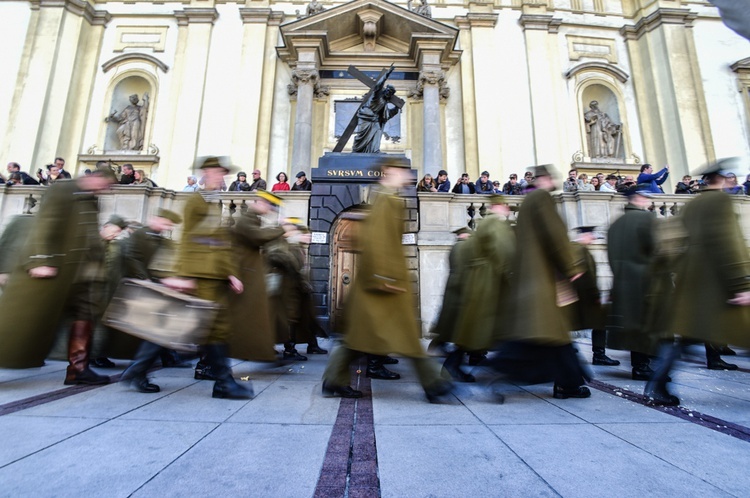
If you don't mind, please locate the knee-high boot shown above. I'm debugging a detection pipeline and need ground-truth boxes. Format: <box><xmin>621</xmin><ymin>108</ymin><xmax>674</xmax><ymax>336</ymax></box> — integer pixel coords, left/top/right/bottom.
<box><xmin>442</xmin><ymin>350</ymin><xmax>475</xmax><ymax>383</ymax></box>
<box><xmin>206</xmin><ymin>344</ymin><xmax>254</xmax><ymax>399</ymax></box>
<box><xmin>64</xmin><ymin>320</ymin><xmax>109</xmax><ymax>385</ymax></box>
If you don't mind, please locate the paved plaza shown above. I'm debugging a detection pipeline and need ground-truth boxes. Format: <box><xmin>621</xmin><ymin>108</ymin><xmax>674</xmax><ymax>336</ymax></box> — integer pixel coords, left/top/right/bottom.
<box><xmin>1</xmin><ymin>338</ymin><xmax>749</xmax><ymax>497</ymax></box>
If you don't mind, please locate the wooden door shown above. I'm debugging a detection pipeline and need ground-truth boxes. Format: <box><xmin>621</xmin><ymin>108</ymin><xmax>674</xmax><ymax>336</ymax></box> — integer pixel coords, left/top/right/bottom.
<box><xmin>330</xmin><ymin>214</ymin><xmax>363</xmax><ymax>332</ymax></box>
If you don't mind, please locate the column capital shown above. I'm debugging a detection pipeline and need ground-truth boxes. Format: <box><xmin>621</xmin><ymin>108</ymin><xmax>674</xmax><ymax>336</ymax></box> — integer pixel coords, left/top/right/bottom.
<box><xmin>454</xmin><ymin>13</ymin><xmax>498</xmax><ymax>30</ymax></box>
<box><xmin>174</xmin><ymin>8</ymin><xmax>219</xmax><ymax>27</ymax></box>
<box><xmin>287</xmin><ymin>69</ymin><xmax>329</xmax><ymax>100</ymax></box>
<box><xmin>29</xmin><ymin>0</ymin><xmax>111</xmax><ymax>26</ymax></box>
<box><xmin>239</xmin><ymin>8</ymin><xmax>285</xmax><ymax>25</ymax></box>
<box><xmin>518</xmin><ymin>14</ymin><xmax>562</xmax><ymax>33</ymax></box>
<box><xmin>409</xmin><ymin>69</ymin><xmax>449</xmax><ymax>101</ymax></box>
<box><xmin>620</xmin><ymin>8</ymin><xmax>697</xmax><ymax>41</ymax></box>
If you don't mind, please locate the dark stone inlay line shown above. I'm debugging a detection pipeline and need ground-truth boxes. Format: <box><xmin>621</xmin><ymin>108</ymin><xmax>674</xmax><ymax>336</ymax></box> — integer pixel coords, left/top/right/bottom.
<box><xmin>315</xmin><ymin>359</ymin><xmax>381</xmax><ymax>498</ymax></box>
<box><xmin>0</xmin><ymin>373</ymin><xmax>124</xmax><ymax>417</ymax></box>
<box><xmin>588</xmin><ymin>379</ymin><xmax>750</xmax><ymax>443</ymax></box>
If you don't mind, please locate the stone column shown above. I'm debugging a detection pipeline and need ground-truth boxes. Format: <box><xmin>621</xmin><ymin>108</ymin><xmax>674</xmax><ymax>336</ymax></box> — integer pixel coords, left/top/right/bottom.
<box><xmin>419</xmin><ymin>67</ymin><xmax>445</xmax><ymax>174</ymax></box>
<box><xmin>621</xmin><ymin>8</ymin><xmax>714</xmax><ymax>181</ymax></box>
<box><xmin>289</xmin><ymin>61</ymin><xmax>319</xmax><ymax>177</ymax></box>
<box><xmin>164</xmin><ymin>8</ymin><xmax>217</xmax><ymax>189</ymax></box>
<box><xmin>519</xmin><ymin>7</ymin><xmax>566</xmax><ymax>167</ymax></box>
<box><xmin>233</xmin><ymin>9</ymin><xmax>284</xmax><ymax>174</ymax></box>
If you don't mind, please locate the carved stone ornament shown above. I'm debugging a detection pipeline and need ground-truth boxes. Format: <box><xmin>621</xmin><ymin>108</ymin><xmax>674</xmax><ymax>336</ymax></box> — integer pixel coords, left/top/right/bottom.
<box><xmin>409</xmin><ymin>69</ymin><xmax>449</xmax><ymax>100</ymax></box>
<box><xmin>287</xmin><ymin>69</ymin><xmax>329</xmax><ymax>99</ymax></box>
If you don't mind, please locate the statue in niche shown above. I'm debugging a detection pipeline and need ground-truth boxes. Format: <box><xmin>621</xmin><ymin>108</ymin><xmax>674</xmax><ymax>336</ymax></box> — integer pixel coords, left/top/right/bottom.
<box><xmin>584</xmin><ymin>100</ymin><xmax>622</xmax><ymax>159</ymax></box>
<box><xmin>305</xmin><ymin>0</ymin><xmax>325</xmax><ymax>17</ymax></box>
<box><xmin>106</xmin><ymin>93</ymin><xmax>149</xmax><ymax>151</ymax></box>
<box><xmin>408</xmin><ymin>0</ymin><xmax>432</xmax><ymax>18</ymax></box>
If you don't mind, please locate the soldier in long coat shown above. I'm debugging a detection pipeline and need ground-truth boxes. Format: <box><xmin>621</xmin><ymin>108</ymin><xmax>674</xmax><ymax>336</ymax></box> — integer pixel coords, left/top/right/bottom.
<box><xmin>498</xmin><ymin>165</ymin><xmax>589</xmax><ymax>399</ymax></box>
<box><xmin>227</xmin><ymin>190</ymin><xmax>287</xmax><ymax>363</ymax></box>
<box><xmin>0</xmin><ymin>167</ymin><xmax>116</xmax><ymax>386</ymax></box>
<box><xmin>444</xmin><ymin>196</ymin><xmax>515</xmax><ymax>382</ymax></box>
<box><xmin>648</xmin><ymin>163</ymin><xmax>750</xmax><ymax>406</ymax></box>
<box><xmin>606</xmin><ymin>190</ymin><xmax>660</xmax><ymax>379</ymax></box>
<box><xmin>428</xmin><ymin>227</ymin><xmax>472</xmax><ymax>355</ymax></box>
<box><xmin>122</xmin><ymin>157</ymin><xmax>252</xmax><ymax>399</ymax></box>
<box><xmin>567</xmin><ymin>227</ymin><xmax>619</xmax><ymax>366</ymax></box>
<box><xmin>322</xmin><ymin>161</ymin><xmax>452</xmax><ymax>401</ymax></box>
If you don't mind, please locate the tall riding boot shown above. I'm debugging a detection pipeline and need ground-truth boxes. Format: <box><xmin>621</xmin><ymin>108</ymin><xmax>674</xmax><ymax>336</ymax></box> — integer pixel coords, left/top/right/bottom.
<box><xmin>645</xmin><ymin>341</ymin><xmax>680</xmax><ymax>406</ymax></box>
<box><xmin>121</xmin><ymin>341</ymin><xmax>163</xmax><ymax>393</ymax></box>
<box><xmin>631</xmin><ymin>351</ymin><xmax>653</xmax><ymax>380</ymax></box>
<box><xmin>64</xmin><ymin>320</ymin><xmax>109</xmax><ymax>385</ymax></box>
<box><xmin>283</xmin><ymin>341</ymin><xmax>308</xmax><ymax>361</ymax></box>
<box><xmin>206</xmin><ymin>343</ymin><xmax>254</xmax><ymax>399</ymax></box>
<box><xmin>705</xmin><ymin>343</ymin><xmax>738</xmax><ymax>370</ymax></box>
<box><xmin>442</xmin><ymin>350</ymin><xmax>475</xmax><ymax>382</ymax></box>
<box><xmin>366</xmin><ymin>355</ymin><xmax>400</xmax><ymax>380</ymax></box>
<box><xmin>306</xmin><ymin>336</ymin><xmax>328</xmax><ymax>355</ymax></box>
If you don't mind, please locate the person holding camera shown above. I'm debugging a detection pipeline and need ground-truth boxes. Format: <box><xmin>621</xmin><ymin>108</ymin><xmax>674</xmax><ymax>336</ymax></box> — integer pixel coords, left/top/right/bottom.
<box><xmin>674</xmin><ymin>175</ymin><xmax>699</xmax><ymax>194</ymax></box>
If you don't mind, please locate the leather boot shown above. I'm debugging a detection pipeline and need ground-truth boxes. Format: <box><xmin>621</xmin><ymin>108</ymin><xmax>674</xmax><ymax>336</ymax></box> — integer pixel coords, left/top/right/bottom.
<box><xmin>645</xmin><ymin>341</ymin><xmax>680</xmax><ymax>406</ymax></box>
<box><xmin>306</xmin><ymin>337</ymin><xmax>328</xmax><ymax>355</ymax></box>
<box><xmin>425</xmin><ymin>379</ymin><xmax>453</xmax><ymax>403</ymax></box>
<box><xmin>64</xmin><ymin>321</ymin><xmax>109</xmax><ymax>386</ymax></box>
<box><xmin>160</xmin><ymin>349</ymin><xmax>191</xmax><ymax>368</ymax></box>
<box><xmin>705</xmin><ymin>343</ymin><xmax>738</xmax><ymax>370</ymax></box>
<box><xmin>121</xmin><ymin>341</ymin><xmax>163</xmax><ymax>393</ymax></box>
<box><xmin>592</xmin><ymin>347</ymin><xmax>620</xmax><ymax>366</ymax></box>
<box><xmin>366</xmin><ymin>355</ymin><xmax>401</xmax><ymax>380</ymax></box>
<box><xmin>205</xmin><ymin>344</ymin><xmax>254</xmax><ymax>399</ymax></box>
<box><xmin>283</xmin><ymin>342</ymin><xmax>308</xmax><ymax>361</ymax></box>
<box><xmin>442</xmin><ymin>350</ymin><xmax>475</xmax><ymax>382</ymax></box>
<box><xmin>468</xmin><ymin>351</ymin><xmax>487</xmax><ymax>366</ymax></box>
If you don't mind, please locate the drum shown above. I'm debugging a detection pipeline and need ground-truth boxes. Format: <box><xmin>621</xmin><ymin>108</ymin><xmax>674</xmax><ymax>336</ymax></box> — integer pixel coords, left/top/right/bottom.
<box><xmin>102</xmin><ymin>278</ymin><xmax>219</xmax><ymax>352</ymax></box>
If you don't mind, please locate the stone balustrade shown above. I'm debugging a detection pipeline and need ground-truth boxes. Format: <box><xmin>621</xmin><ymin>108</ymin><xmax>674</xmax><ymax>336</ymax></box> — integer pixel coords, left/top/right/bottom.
<box><xmin>2</xmin><ymin>184</ymin><xmax>749</xmax><ymax>335</ymax></box>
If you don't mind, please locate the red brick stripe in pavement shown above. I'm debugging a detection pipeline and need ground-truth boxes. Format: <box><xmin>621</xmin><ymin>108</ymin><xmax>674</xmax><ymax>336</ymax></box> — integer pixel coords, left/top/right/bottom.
<box><xmin>314</xmin><ymin>358</ymin><xmax>381</xmax><ymax>498</ymax></box>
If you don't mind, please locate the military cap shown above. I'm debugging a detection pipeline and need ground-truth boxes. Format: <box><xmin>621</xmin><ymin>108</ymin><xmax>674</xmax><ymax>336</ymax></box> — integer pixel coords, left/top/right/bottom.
<box><xmin>621</xmin><ymin>186</ymin><xmax>653</xmax><ymax>198</ymax></box>
<box><xmin>105</xmin><ymin>214</ymin><xmax>128</xmax><ymax>230</ymax></box>
<box><xmin>692</xmin><ymin>157</ymin><xmax>747</xmax><ymax>179</ymax></box>
<box><xmin>452</xmin><ymin>227</ymin><xmax>472</xmax><ymax>236</ymax></box>
<box><xmin>194</xmin><ymin>156</ymin><xmax>236</xmax><ymax>175</ymax></box>
<box><xmin>156</xmin><ymin>208</ymin><xmax>182</xmax><ymax>225</ymax></box>
<box><xmin>256</xmin><ymin>190</ymin><xmax>283</xmax><ymax>207</ymax></box>
<box><xmin>575</xmin><ymin>226</ymin><xmax>597</xmax><ymax>234</ymax></box>
<box><xmin>528</xmin><ymin>164</ymin><xmax>554</xmax><ymax>178</ymax></box>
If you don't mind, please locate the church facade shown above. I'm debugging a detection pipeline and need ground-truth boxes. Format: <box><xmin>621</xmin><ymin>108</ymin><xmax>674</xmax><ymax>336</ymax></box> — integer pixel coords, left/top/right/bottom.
<box><xmin>0</xmin><ymin>0</ymin><xmax>748</xmax><ymax>190</ymax></box>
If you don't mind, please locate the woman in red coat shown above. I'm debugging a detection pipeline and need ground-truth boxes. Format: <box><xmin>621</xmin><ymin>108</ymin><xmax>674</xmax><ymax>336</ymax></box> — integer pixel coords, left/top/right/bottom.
<box><xmin>272</xmin><ymin>172</ymin><xmax>291</xmax><ymax>192</ymax></box>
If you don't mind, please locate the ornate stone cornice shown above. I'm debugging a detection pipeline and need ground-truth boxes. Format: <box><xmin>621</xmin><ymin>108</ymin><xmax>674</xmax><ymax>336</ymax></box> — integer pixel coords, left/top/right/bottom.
<box><xmin>287</xmin><ymin>69</ymin><xmax>329</xmax><ymax>99</ymax></box>
<box><xmin>239</xmin><ymin>8</ymin><xmax>284</xmax><ymax>25</ymax></box>
<box><xmin>519</xmin><ymin>14</ymin><xmax>562</xmax><ymax>33</ymax></box>
<box><xmin>174</xmin><ymin>8</ymin><xmax>219</xmax><ymax>27</ymax></box>
<box><xmin>408</xmin><ymin>69</ymin><xmax>449</xmax><ymax>101</ymax></box>
<box><xmin>453</xmin><ymin>13</ymin><xmax>498</xmax><ymax>30</ymax></box>
<box><xmin>102</xmin><ymin>53</ymin><xmax>169</xmax><ymax>73</ymax></box>
<box><xmin>29</xmin><ymin>0</ymin><xmax>110</xmax><ymax>26</ymax></box>
<box><xmin>730</xmin><ymin>57</ymin><xmax>750</xmax><ymax>73</ymax></box>
<box><xmin>620</xmin><ymin>8</ymin><xmax>697</xmax><ymax>41</ymax></box>
<box><xmin>565</xmin><ymin>61</ymin><xmax>629</xmax><ymax>83</ymax></box>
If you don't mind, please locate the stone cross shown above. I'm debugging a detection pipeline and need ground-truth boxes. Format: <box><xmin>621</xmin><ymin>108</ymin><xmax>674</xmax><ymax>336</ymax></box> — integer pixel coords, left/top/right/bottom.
<box><xmin>333</xmin><ymin>65</ymin><xmax>405</xmax><ymax>153</ymax></box>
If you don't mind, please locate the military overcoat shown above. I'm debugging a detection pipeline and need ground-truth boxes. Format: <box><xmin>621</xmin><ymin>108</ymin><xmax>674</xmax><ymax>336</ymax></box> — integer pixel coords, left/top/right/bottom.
<box><xmin>0</xmin><ymin>180</ymin><xmax>100</xmax><ymax>368</ymax></box>
<box><xmin>507</xmin><ymin>188</ymin><xmax>583</xmax><ymax>345</ymax></box>
<box><xmin>567</xmin><ymin>242</ymin><xmax>606</xmax><ymax>331</ymax></box>
<box><xmin>343</xmin><ymin>188</ymin><xmax>425</xmax><ymax>357</ymax></box>
<box><xmin>452</xmin><ymin>213</ymin><xmax>515</xmax><ymax>351</ymax></box>
<box><xmin>606</xmin><ymin>204</ymin><xmax>656</xmax><ymax>353</ymax></box>
<box><xmin>229</xmin><ymin>209</ymin><xmax>285</xmax><ymax>360</ymax></box>
<box><xmin>430</xmin><ymin>237</ymin><xmax>471</xmax><ymax>344</ymax></box>
<box><xmin>671</xmin><ymin>190</ymin><xmax>750</xmax><ymax>346</ymax></box>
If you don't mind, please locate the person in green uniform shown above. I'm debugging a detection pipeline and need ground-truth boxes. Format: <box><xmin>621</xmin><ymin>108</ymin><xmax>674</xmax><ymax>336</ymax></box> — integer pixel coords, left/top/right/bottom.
<box><xmin>223</xmin><ymin>189</ymin><xmax>290</xmax><ymax>369</ymax></box>
<box><xmin>0</xmin><ymin>166</ymin><xmax>116</xmax><ymax>386</ymax></box>
<box><xmin>443</xmin><ymin>195</ymin><xmax>515</xmax><ymax>382</ymax></box>
<box><xmin>322</xmin><ymin>160</ymin><xmax>453</xmax><ymax>402</ymax></box>
<box><xmin>648</xmin><ymin>159</ymin><xmax>750</xmax><ymax>406</ymax></box>
<box><xmin>568</xmin><ymin>227</ymin><xmax>619</xmax><ymax>367</ymax></box>
<box><xmin>499</xmin><ymin>165</ymin><xmax>590</xmax><ymax>399</ymax></box>
<box><xmin>606</xmin><ymin>189</ymin><xmax>662</xmax><ymax>380</ymax></box>
<box><xmin>123</xmin><ymin>156</ymin><xmax>252</xmax><ymax>399</ymax></box>
<box><xmin>428</xmin><ymin>227</ymin><xmax>473</xmax><ymax>356</ymax></box>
